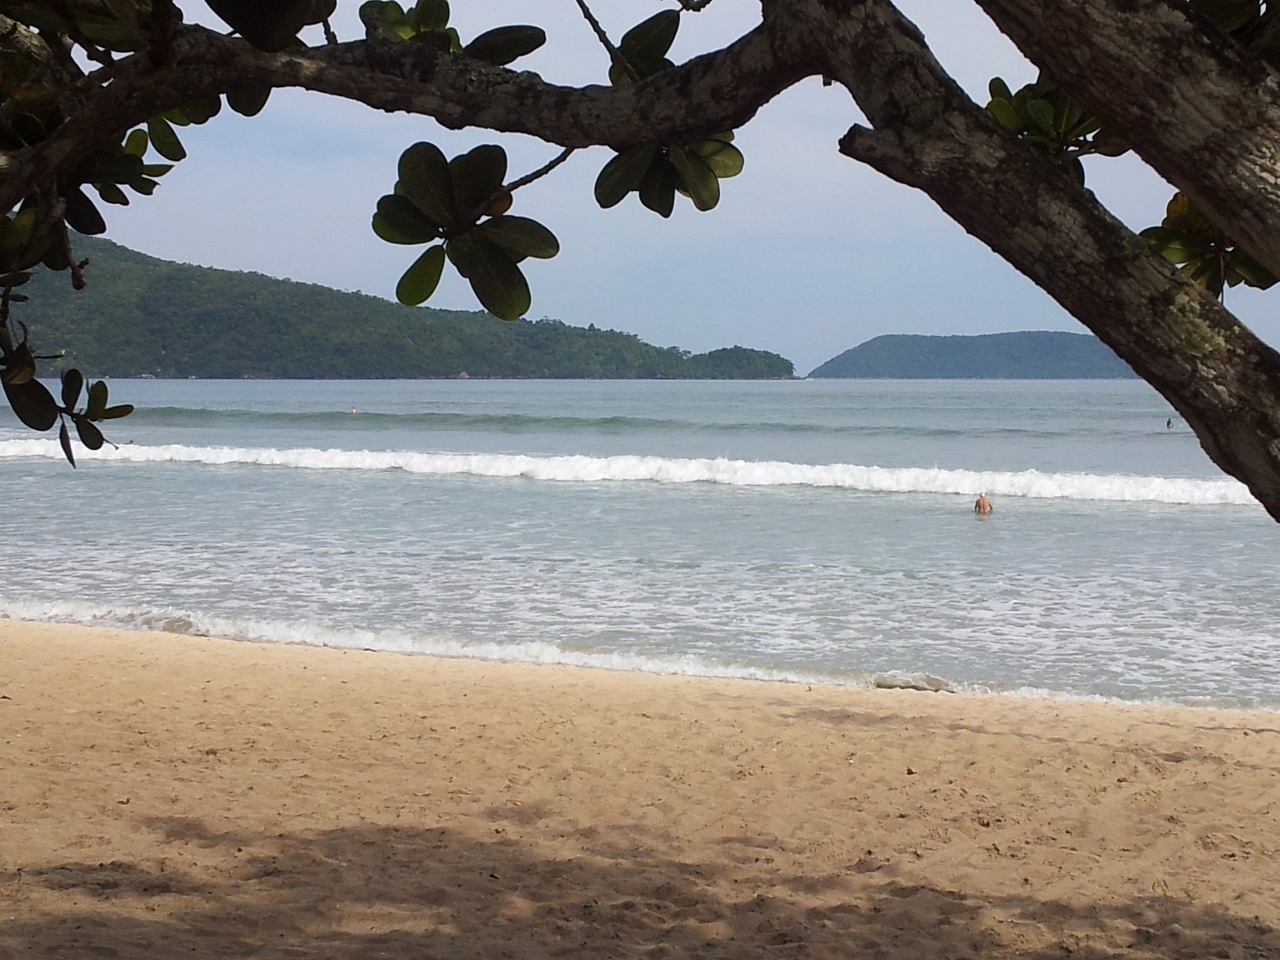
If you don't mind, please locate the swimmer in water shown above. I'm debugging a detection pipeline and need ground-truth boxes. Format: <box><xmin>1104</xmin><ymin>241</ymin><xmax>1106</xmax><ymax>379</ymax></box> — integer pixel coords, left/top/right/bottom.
<box><xmin>974</xmin><ymin>492</ymin><xmax>993</xmax><ymax>515</ymax></box>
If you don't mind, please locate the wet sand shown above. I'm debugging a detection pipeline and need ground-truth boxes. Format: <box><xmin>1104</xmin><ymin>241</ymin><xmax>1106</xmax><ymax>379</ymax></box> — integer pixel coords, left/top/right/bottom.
<box><xmin>2</xmin><ymin>619</ymin><xmax>1279</xmax><ymax>959</ymax></box>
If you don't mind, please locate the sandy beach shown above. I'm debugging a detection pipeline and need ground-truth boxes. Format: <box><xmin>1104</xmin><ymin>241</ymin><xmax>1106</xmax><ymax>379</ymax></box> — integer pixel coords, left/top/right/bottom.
<box><xmin>2</xmin><ymin>619</ymin><xmax>1279</xmax><ymax>959</ymax></box>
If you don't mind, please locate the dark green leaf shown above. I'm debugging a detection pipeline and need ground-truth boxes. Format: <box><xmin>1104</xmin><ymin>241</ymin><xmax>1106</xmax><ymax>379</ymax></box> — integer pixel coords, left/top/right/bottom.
<box><xmin>693</xmin><ymin>140</ymin><xmax>745</xmax><ymax>179</ymax></box>
<box><xmin>206</xmin><ymin>0</ymin><xmax>314</xmax><ymax>51</ymax></box>
<box><xmin>227</xmin><ymin>87</ymin><xmax>271</xmax><ymax>117</ymax></box>
<box><xmin>39</xmin><ymin>236</ymin><xmax>69</xmax><ymax>272</ymax></box>
<box><xmin>988</xmin><ymin>77</ymin><xmax>1014</xmax><ymax>102</ymax></box>
<box><xmin>123</xmin><ymin>129</ymin><xmax>148</xmax><ymax>157</ymax></box>
<box><xmin>63</xmin><ymin>186</ymin><xmax>107</xmax><ymax>235</ymax></box>
<box><xmin>618</xmin><ymin>10</ymin><xmax>679</xmax><ymax>76</ymax></box>
<box><xmin>0</xmin><ymin>209</ymin><xmax>37</xmax><ymax>252</ymax></box>
<box><xmin>446</xmin><ymin>234</ymin><xmax>530</xmax><ymax>320</ymax></box>
<box><xmin>669</xmin><ymin>146</ymin><xmax>719</xmax><ymax>211</ymax></box>
<box><xmin>449</xmin><ymin>145</ymin><xmax>508</xmax><ymax>220</ymax></box>
<box><xmin>4</xmin><ymin>377</ymin><xmax>59</xmax><ymax>431</ymax></box>
<box><xmin>638</xmin><ymin>157</ymin><xmax>677</xmax><ymax>218</ymax></box>
<box><xmin>177</xmin><ymin>96</ymin><xmax>222</xmax><ymax>125</ymax></box>
<box><xmin>95</xmin><ymin>181</ymin><xmax>130</xmax><ymax>206</ymax></box>
<box><xmin>101</xmin><ymin>0</ymin><xmax>139</xmax><ymax>29</ymax></box>
<box><xmin>73</xmin><ymin>415</ymin><xmax>105</xmax><ymax>451</ymax></box>
<box><xmin>398</xmin><ymin>142</ymin><xmax>459</xmax><ymax>228</ymax></box>
<box><xmin>412</xmin><ymin>0</ymin><xmax>449</xmax><ymax>31</ymax></box>
<box><xmin>86</xmin><ymin>380</ymin><xmax>108</xmax><ymax>419</ymax></box>
<box><xmin>373</xmin><ymin>193</ymin><xmax>442</xmax><ymax>244</ymax></box>
<box><xmin>1228</xmin><ymin>248</ymin><xmax>1278</xmax><ymax>289</ymax></box>
<box><xmin>59</xmin><ymin>419</ymin><xmax>75</xmax><ymax>466</ymax></box>
<box><xmin>463</xmin><ymin>25</ymin><xmax>546</xmax><ymax>65</ymax></box>
<box><xmin>100</xmin><ymin>404</ymin><xmax>134</xmax><ymax>421</ymax></box>
<box><xmin>1051</xmin><ymin>95</ymin><xmax>1082</xmax><ymax>136</ymax></box>
<box><xmin>11</xmin><ymin>113</ymin><xmax>46</xmax><ymax>148</ymax></box>
<box><xmin>78</xmin><ymin>16</ymin><xmax>146</xmax><ymax>52</ymax></box>
<box><xmin>396</xmin><ymin>244</ymin><xmax>446</xmax><ymax>305</ymax></box>
<box><xmin>1140</xmin><ymin>226</ymin><xmax>1214</xmax><ymax>263</ymax></box>
<box><xmin>1067</xmin><ymin>116</ymin><xmax>1102</xmax><ymax>140</ymax></box>
<box><xmin>60</xmin><ymin>368</ymin><xmax>83</xmax><ymax>409</ymax></box>
<box><xmin>147</xmin><ymin>117</ymin><xmax>186</xmax><ymax>161</ymax></box>
<box><xmin>477</xmin><ymin>215</ymin><xmax>559</xmax><ymax>259</ymax></box>
<box><xmin>304</xmin><ymin>0</ymin><xmax>338</xmax><ymax>24</ymax></box>
<box><xmin>1025</xmin><ymin>98</ymin><xmax>1057</xmax><ymax>137</ymax></box>
<box><xmin>594</xmin><ymin>145</ymin><xmax>658</xmax><ymax>208</ymax></box>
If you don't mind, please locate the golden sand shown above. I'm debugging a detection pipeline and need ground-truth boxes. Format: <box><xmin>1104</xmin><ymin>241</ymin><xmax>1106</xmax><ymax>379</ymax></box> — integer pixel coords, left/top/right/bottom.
<box><xmin>2</xmin><ymin>619</ymin><xmax>1279</xmax><ymax>959</ymax></box>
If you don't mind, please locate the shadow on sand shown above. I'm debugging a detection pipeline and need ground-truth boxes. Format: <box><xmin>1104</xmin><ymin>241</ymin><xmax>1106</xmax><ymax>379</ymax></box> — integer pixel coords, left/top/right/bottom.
<box><xmin>4</xmin><ymin>814</ymin><xmax>1276</xmax><ymax>959</ymax></box>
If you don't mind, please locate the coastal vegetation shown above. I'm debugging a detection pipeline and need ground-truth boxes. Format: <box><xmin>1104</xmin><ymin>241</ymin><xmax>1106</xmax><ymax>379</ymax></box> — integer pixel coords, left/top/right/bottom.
<box><xmin>19</xmin><ymin>238</ymin><xmax>794</xmax><ymax>380</ymax></box>
<box><xmin>7</xmin><ymin>2</ymin><xmax>1280</xmax><ymax>515</ymax></box>
<box><xmin>809</xmin><ymin>332</ymin><xmax>1135</xmax><ymax>379</ymax></box>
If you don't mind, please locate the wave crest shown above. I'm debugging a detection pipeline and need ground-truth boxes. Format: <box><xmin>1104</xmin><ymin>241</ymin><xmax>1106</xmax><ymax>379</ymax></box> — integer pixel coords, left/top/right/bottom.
<box><xmin>0</xmin><ymin>438</ymin><xmax>1252</xmax><ymax>505</ymax></box>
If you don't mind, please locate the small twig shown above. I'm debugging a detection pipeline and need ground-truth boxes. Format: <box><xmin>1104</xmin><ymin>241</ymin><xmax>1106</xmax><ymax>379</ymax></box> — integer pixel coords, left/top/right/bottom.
<box><xmin>467</xmin><ymin>147</ymin><xmax>577</xmax><ymax>225</ymax></box>
<box><xmin>322</xmin><ymin>17</ymin><xmax>338</xmax><ymax>45</ymax></box>
<box><xmin>55</xmin><ymin>221</ymin><xmax>86</xmax><ymax>290</ymax></box>
<box><xmin>507</xmin><ymin>146</ymin><xmax>576</xmax><ymax>193</ymax></box>
<box><xmin>571</xmin><ymin>0</ymin><xmax>639</xmax><ymax>82</ymax></box>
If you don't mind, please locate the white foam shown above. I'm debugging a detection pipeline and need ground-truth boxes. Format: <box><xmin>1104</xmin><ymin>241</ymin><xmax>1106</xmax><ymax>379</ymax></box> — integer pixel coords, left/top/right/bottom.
<box><xmin>0</xmin><ymin>438</ymin><xmax>1253</xmax><ymax>506</ymax></box>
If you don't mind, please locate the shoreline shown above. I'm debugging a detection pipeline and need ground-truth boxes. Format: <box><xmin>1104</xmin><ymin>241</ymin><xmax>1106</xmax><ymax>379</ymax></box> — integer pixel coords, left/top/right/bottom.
<box><xmin>1</xmin><ymin>614</ymin><xmax>1273</xmax><ymax>713</ymax></box>
<box><xmin>4</xmin><ymin>618</ymin><xmax>1280</xmax><ymax>958</ymax></box>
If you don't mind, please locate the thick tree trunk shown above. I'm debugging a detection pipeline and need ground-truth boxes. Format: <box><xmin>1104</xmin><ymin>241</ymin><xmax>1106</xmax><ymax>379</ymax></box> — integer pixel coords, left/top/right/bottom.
<box><xmin>796</xmin><ymin>0</ymin><xmax>1280</xmax><ymax>518</ymax></box>
<box><xmin>974</xmin><ymin>0</ymin><xmax>1280</xmax><ymax>281</ymax></box>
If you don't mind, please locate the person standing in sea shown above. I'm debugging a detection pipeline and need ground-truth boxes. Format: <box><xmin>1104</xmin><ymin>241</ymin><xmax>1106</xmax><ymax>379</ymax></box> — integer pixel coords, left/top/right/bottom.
<box><xmin>974</xmin><ymin>493</ymin><xmax>993</xmax><ymax>515</ymax></box>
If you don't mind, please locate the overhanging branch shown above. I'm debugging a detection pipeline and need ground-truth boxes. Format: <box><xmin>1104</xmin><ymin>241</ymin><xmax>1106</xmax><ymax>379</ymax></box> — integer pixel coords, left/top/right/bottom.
<box><xmin>0</xmin><ymin>19</ymin><xmax>815</xmax><ymax>212</ymax></box>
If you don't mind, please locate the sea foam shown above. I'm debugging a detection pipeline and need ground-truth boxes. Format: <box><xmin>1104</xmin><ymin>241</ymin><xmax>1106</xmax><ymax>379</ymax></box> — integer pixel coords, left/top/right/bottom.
<box><xmin>0</xmin><ymin>438</ymin><xmax>1254</xmax><ymax>505</ymax></box>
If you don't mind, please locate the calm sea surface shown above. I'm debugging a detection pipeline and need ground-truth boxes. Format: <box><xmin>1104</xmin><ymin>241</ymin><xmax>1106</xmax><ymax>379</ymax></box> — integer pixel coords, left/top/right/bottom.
<box><xmin>1</xmin><ymin>378</ymin><xmax>1276</xmax><ymax>709</ymax></box>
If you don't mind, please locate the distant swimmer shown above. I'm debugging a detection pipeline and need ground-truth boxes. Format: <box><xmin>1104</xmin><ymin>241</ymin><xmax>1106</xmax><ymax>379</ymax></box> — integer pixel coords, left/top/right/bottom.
<box><xmin>1166</xmin><ymin>417</ymin><xmax>1172</xmax><ymax>429</ymax></box>
<box><xmin>974</xmin><ymin>492</ymin><xmax>993</xmax><ymax>515</ymax></box>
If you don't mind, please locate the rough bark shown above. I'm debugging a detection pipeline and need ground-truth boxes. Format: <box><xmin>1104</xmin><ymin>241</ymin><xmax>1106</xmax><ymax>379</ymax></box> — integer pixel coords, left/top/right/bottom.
<box><xmin>974</xmin><ymin>0</ymin><xmax>1280</xmax><ymax>280</ymax></box>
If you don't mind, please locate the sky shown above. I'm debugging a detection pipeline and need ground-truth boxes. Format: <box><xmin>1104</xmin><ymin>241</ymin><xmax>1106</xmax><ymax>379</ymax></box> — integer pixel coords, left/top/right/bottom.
<box><xmin>97</xmin><ymin>1</ymin><xmax>1278</xmax><ymax>376</ymax></box>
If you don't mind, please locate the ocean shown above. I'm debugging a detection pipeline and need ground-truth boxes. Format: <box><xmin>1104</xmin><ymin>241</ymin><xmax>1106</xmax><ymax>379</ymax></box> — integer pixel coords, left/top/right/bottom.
<box><xmin>0</xmin><ymin>377</ymin><xmax>1276</xmax><ymax>710</ymax></box>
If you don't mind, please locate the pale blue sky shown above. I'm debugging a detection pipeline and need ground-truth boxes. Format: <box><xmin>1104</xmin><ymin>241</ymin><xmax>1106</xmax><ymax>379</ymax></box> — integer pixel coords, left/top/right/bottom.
<box><xmin>98</xmin><ymin>2</ymin><xmax>1278</xmax><ymax>374</ymax></box>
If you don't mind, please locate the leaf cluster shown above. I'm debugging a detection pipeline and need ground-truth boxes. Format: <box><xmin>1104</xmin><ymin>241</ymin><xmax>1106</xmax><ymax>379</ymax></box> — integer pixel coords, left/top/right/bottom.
<box><xmin>357</xmin><ymin>0</ymin><xmax>545</xmax><ymax>65</ymax></box>
<box><xmin>1</xmin><ymin>0</ymin><xmax>272</xmax><ymax>291</ymax></box>
<box><xmin>593</xmin><ymin>12</ymin><xmax>745</xmax><ymax>217</ymax></box>
<box><xmin>1191</xmin><ymin>0</ymin><xmax>1280</xmax><ymax>68</ymax></box>
<box><xmin>373</xmin><ymin>143</ymin><xmax>559</xmax><ymax>319</ymax></box>
<box><xmin>1140</xmin><ymin>193</ymin><xmax>1277</xmax><ymax>297</ymax></box>
<box><xmin>985</xmin><ymin>76</ymin><xmax>1124</xmax><ymax>185</ymax></box>
<box><xmin>0</xmin><ymin>332</ymin><xmax>131</xmax><ymax>465</ymax></box>
<box><xmin>985</xmin><ymin>60</ymin><xmax>1273</xmax><ymax>301</ymax></box>
<box><xmin>206</xmin><ymin>0</ymin><xmax>335</xmax><ymax>53</ymax></box>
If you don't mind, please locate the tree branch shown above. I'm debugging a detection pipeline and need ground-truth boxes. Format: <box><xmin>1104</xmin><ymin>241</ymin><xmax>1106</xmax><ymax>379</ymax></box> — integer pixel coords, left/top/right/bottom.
<box><xmin>973</xmin><ymin>0</ymin><xmax>1280</xmax><ymax>282</ymax></box>
<box><xmin>794</xmin><ymin>0</ymin><xmax>1280</xmax><ymax>518</ymax></box>
<box><xmin>0</xmin><ymin>20</ymin><xmax>813</xmax><ymax>213</ymax></box>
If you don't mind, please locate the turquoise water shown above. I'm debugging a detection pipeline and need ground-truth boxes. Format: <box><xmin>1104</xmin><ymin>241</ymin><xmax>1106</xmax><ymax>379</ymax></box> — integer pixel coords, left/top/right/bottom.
<box><xmin>0</xmin><ymin>378</ymin><xmax>1276</xmax><ymax>708</ymax></box>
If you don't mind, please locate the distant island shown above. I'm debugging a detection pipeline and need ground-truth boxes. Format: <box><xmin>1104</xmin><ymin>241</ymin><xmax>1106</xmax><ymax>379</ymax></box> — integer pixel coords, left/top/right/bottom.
<box><xmin>17</xmin><ymin>237</ymin><xmax>794</xmax><ymax>380</ymax></box>
<box><xmin>808</xmin><ymin>332</ymin><xmax>1136</xmax><ymax>379</ymax></box>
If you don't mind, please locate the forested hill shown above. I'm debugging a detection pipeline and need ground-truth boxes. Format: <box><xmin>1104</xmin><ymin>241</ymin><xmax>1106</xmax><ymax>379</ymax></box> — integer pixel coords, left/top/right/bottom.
<box><xmin>809</xmin><ymin>332</ymin><xmax>1136</xmax><ymax>379</ymax></box>
<box><xmin>16</xmin><ymin>237</ymin><xmax>794</xmax><ymax>380</ymax></box>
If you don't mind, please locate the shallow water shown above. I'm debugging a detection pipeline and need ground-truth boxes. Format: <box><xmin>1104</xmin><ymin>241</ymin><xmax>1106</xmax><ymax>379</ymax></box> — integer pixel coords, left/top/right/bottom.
<box><xmin>1</xmin><ymin>378</ymin><xmax>1276</xmax><ymax>708</ymax></box>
